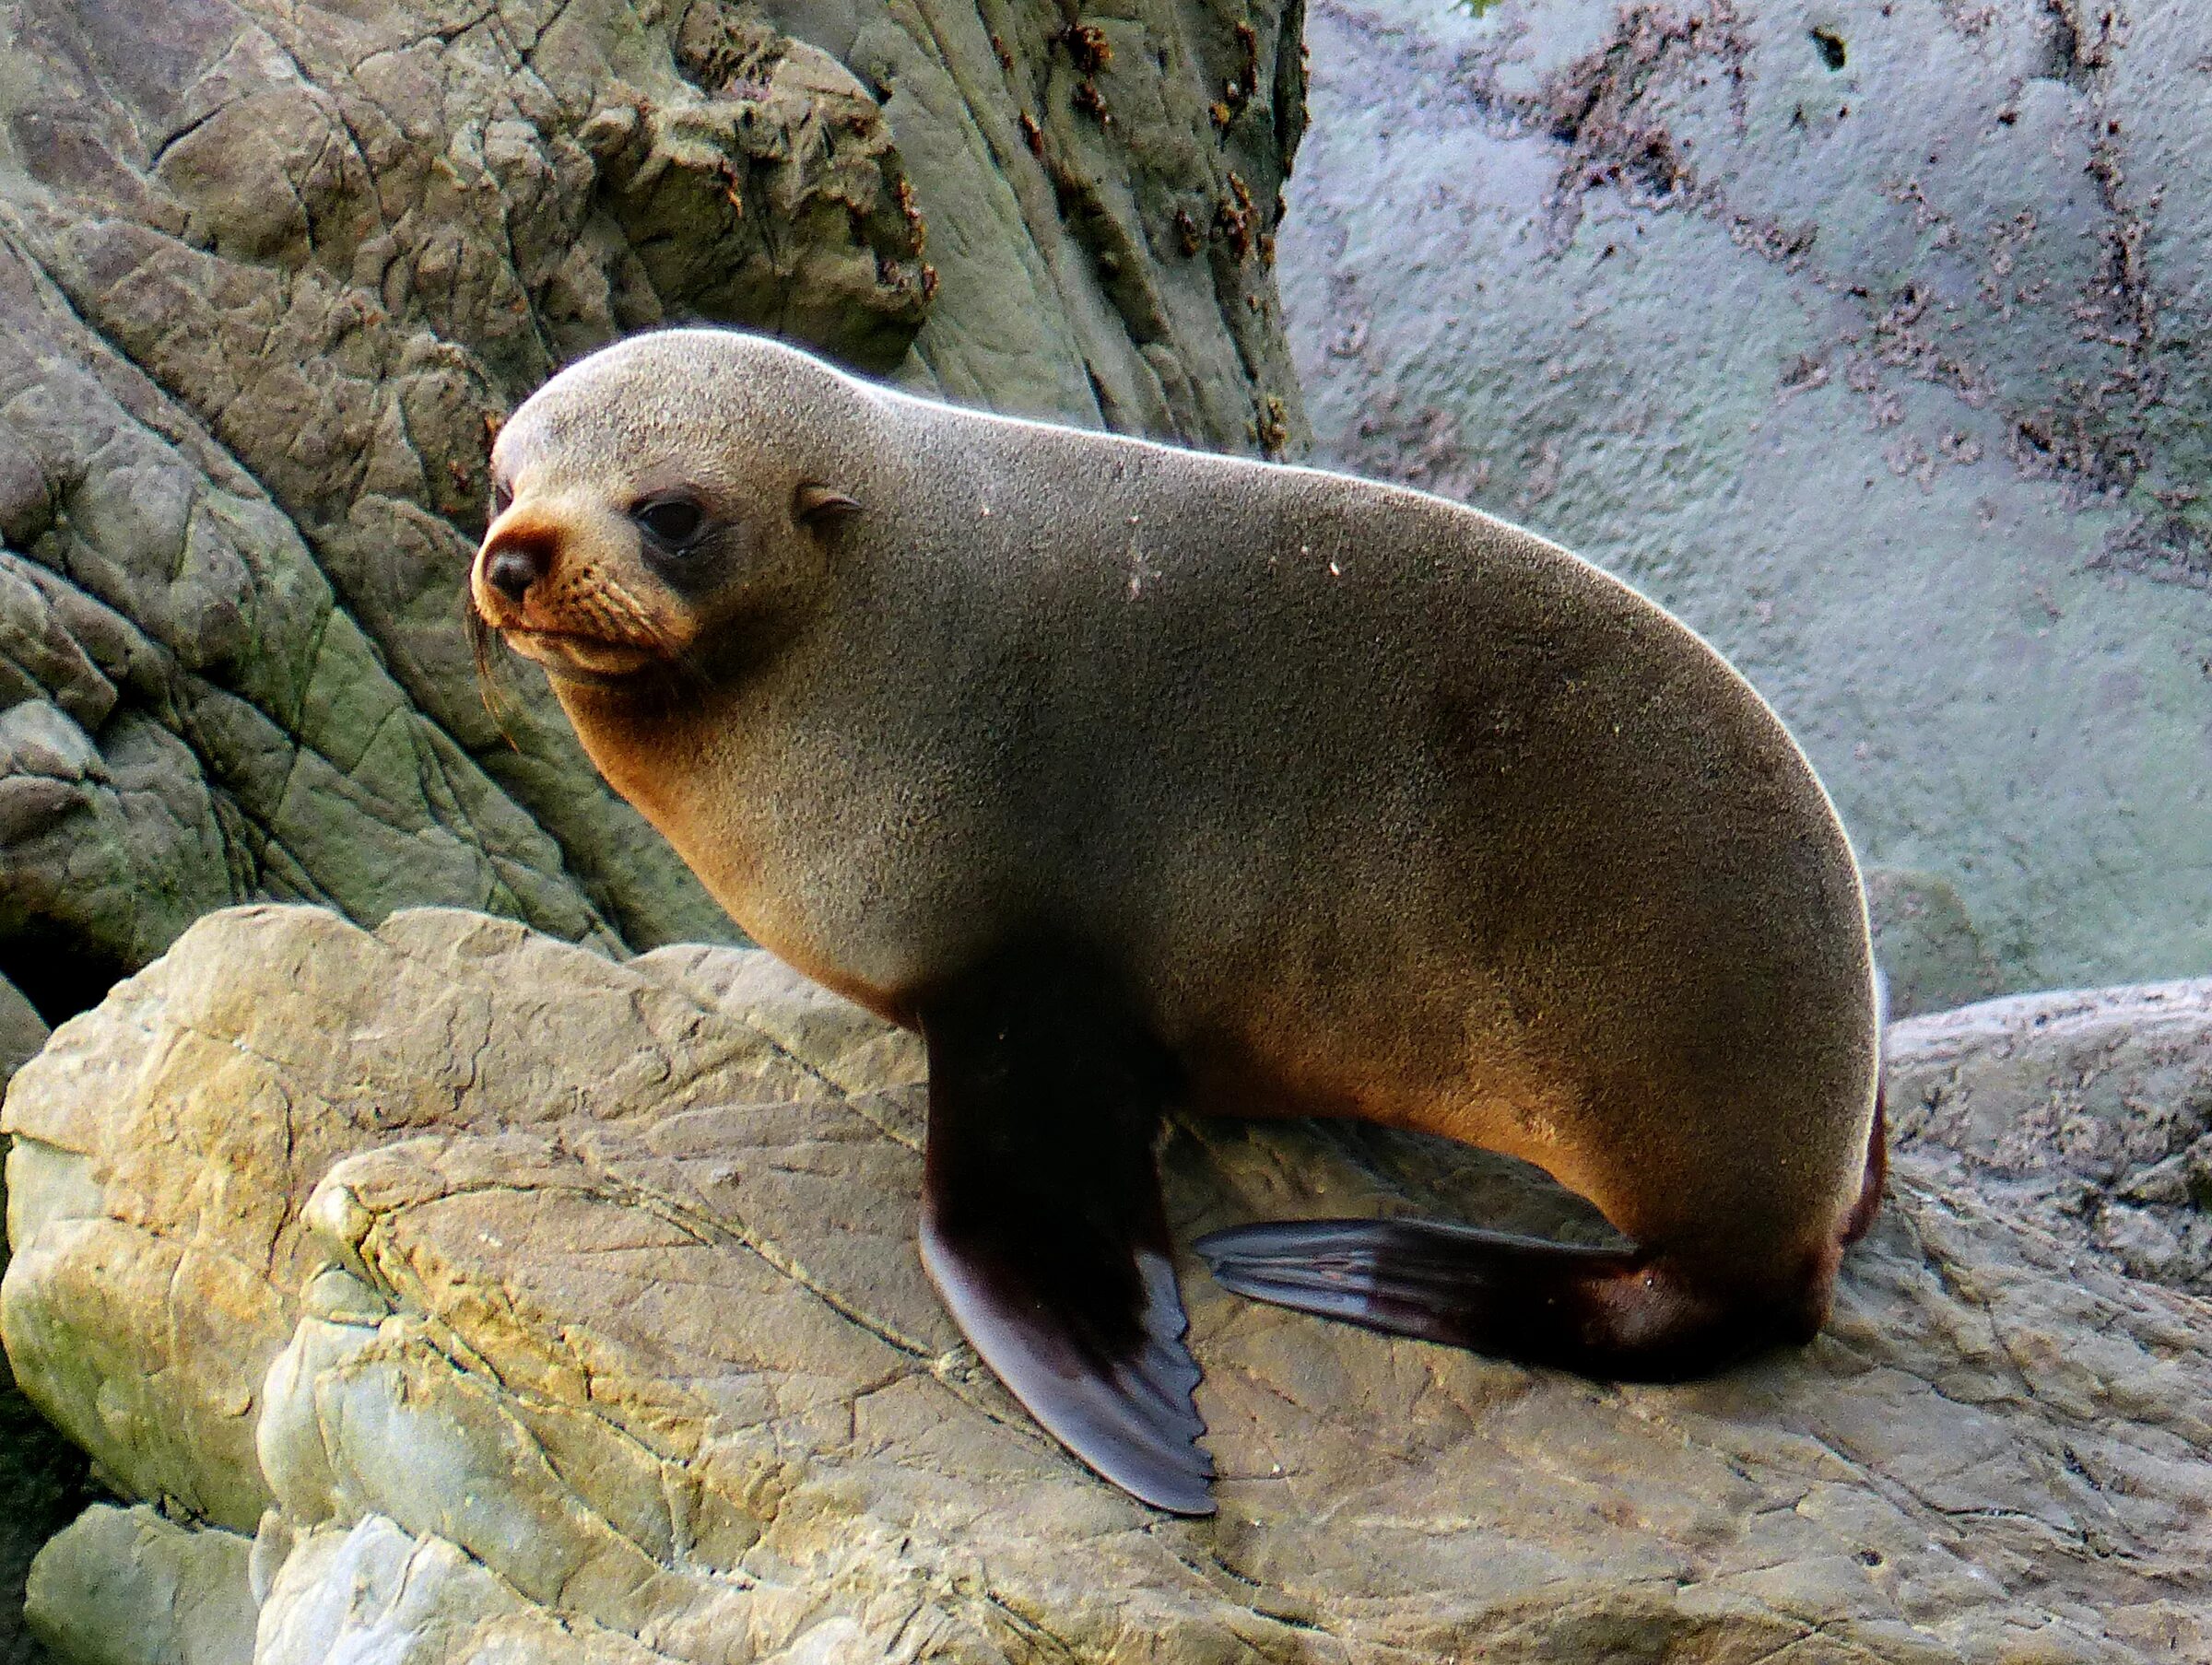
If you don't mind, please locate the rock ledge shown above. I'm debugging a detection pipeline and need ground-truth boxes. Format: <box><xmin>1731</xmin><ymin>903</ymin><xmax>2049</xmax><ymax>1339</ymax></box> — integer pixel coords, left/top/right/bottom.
<box><xmin>4</xmin><ymin>905</ymin><xmax>2209</xmax><ymax>1661</ymax></box>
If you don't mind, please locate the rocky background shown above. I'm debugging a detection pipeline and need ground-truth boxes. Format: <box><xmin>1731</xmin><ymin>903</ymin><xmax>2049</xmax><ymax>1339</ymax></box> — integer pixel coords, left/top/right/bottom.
<box><xmin>0</xmin><ymin>0</ymin><xmax>1307</xmax><ymax>1046</ymax></box>
<box><xmin>1280</xmin><ymin>0</ymin><xmax>2212</xmax><ymax>1003</ymax></box>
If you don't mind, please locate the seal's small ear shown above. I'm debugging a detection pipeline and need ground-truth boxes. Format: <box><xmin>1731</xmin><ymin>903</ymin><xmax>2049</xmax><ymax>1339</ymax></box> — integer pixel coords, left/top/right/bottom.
<box><xmin>794</xmin><ymin>482</ymin><xmax>861</xmax><ymax>525</ymax></box>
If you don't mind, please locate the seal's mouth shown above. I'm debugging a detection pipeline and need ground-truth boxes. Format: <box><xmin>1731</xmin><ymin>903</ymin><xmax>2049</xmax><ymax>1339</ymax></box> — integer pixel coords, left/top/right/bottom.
<box><xmin>468</xmin><ymin>503</ymin><xmax>693</xmax><ymax>692</ymax></box>
<box><xmin>498</xmin><ymin>627</ymin><xmax>663</xmax><ymax>682</ymax></box>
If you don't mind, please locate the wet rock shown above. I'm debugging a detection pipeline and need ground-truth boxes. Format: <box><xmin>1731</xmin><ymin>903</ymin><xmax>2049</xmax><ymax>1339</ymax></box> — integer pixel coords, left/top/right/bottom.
<box><xmin>7</xmin><ymin>904</ymin><xmax>2210</xmax><ymax>1662</ymax></box>
<box><xmin>1280</xmin><ymin>0</ymin><xmax>2212</xmax><ymax>992</ymax></box>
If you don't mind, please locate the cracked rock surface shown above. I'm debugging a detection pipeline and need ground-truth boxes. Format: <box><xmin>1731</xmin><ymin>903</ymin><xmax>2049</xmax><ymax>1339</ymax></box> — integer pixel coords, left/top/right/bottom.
<box><xmin>0</xmin><ymin>0</ymin><xmax>1307</xmax><ymax>1028</ymax></box>
<box><xmin>6</xmin><ymin>903</ymin><xmax>2210</xmax><ymax>1661</ymax></box>
<box><xmin>1279</xmin><ymin>0</ymin><xmax>2212</xmax><ymax>995</ymax></box>
<box><xmin>1888</xmin><ymin>978</ymin><xmax>2212</xmax><ymax>1296</ymax></box>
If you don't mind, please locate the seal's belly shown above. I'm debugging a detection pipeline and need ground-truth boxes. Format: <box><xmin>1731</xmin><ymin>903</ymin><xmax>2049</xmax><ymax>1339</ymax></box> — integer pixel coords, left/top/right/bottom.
<box><xmin>1159</xmin><ymin>956</ymin><xmax>1595</xmax><ymax>1184</ymax></box>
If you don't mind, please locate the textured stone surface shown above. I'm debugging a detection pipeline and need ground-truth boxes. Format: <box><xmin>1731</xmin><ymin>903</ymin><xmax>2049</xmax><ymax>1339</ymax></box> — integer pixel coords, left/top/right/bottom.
<box><xmin>255</xmin><ymin>1512</ymin><xmax>680</xmax><ymax>1663</ymax></box>
<box><xmin>1279</xmin><ymin>0</ymin><xmax>2212</xmax><ymax>993</ymax></box>
<box><xmin>0</xmin><ymin>0</ymin><xmax>1308</xmax><ymax>1024</ymax></box>
<box><xmin>23</xmin><ymin>1507</ymin><xmax>253</xmax><ymax>1665</ymax></box>
<box><xmin>1888</xmin><ymin>977</ymin><xmax>2212</xmax><ymax>1295</ymax></box>
<box><xmin>8</xmin><ymin>904</ymin><xmax>2212</xmax><ymax>1662</ymax></box>
<box><xmin>761</xmin><ymin>0</ymin><xmax>1311</xmax><ymax>448</ymax></box>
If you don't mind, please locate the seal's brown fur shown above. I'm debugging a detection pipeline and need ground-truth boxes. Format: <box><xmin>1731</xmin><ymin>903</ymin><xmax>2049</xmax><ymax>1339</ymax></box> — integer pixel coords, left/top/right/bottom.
<box><xmin>471</xmin><ymin>329</ymin><xmax>1882</xmax><ymax>1507</ymax></box>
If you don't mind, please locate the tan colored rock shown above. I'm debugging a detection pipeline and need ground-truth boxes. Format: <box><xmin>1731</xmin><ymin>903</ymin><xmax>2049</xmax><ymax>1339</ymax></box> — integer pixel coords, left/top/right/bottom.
<box><xmin>7</xmin><ymin>904</ymin><xmax>2212</xmax><ymax>1662</ymax></box>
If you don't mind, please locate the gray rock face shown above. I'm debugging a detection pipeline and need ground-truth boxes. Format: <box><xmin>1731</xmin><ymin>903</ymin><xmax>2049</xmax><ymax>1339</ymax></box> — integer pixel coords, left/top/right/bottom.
<box><xmin>1888</xmin><ymin>978</ymin><xmax>2212</xmax><ymax>1294</ymax></box>
<box><xmin>24</xmin><ymin>1507</ymin><xmax>253</xmax><ymax>1665</ymax></box>
<box><xmin>6</xmin><ymin>904</ymin><xmax>2211</xmax><ymax>1662</ymax></box>
<box><xmin>0</xmin><ymin>0</ymin><xmax>1308</xmax><ymax>1024</ymax></box>
<box><xmin>1867</xmin><ymin>870</ymin><xmax>2002</xmax><ymax>1020</ymax></box>
<box><xmin>763</xmin><ymin>0</ymin><xmax>1311</xmax><ymax>448</ymax></box>
<box><xmin>1278</xmin><ymin>0</ymin><xmax>2212</xmax><ymax>993</ymax></box>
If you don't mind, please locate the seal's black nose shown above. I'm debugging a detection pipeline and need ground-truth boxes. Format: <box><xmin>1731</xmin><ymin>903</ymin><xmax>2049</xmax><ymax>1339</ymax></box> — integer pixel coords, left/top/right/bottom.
<box><xmin>485</xmin><ymin>543</ymin><xmax>545</xmax><ymax>603</ymax></box>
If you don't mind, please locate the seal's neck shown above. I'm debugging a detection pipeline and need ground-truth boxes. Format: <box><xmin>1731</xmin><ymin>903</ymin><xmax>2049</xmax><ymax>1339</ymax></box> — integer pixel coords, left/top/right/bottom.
<box><xmin>548</xmin><ymin>641</ymin><xmax>812</xmax><ymax>931</ymax></box>
<box><xmin>556</xmin><ymin>682</ymin><xmax>689</xmax><ymax>830</ymax></box>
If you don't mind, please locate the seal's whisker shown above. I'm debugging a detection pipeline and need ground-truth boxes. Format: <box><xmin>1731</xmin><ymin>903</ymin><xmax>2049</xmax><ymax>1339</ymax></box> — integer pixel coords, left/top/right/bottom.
<box><xmin>570</xmin><ymin>588</ymin><xmax>654</xmax><ymax>646</ymax></box>
<box><xmin>463</xmin><ymin>590</ymin><xmax>521</xmax><ymax>750</ymax></box>
<box><xmin>594</xmin><ymin>580</ymin><xmax>681</xmax><ymax>652</ymax></box>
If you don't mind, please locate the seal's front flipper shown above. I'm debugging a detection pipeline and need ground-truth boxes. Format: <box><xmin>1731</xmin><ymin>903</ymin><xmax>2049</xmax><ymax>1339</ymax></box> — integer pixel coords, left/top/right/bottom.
<box><xmin>917</xmin><ymin>965</ymin><xmax>1214</xmax><ymax>1515</ymax></box>
<box><xmin>1195</xmin><ymin>1218</ymin><xmax>1807</xmax><ymax>1381</ymax></box>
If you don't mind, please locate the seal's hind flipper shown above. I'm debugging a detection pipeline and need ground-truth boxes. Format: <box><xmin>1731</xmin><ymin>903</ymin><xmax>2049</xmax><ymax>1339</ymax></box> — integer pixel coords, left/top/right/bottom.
<box><xmin>917</xmin><ymin>962</ymin><xmax>1214</xmax><ymax>1515</ymax></box>
<box><xmin>1195</xmin><ymin>1218</ymin><xmax>1633</xmax><ymax>1363</ymax></box>
<box><xmin>1195</xmin><ymin>1218</ymin><xmax>1813</xmax><ymax>1382</ymax></box>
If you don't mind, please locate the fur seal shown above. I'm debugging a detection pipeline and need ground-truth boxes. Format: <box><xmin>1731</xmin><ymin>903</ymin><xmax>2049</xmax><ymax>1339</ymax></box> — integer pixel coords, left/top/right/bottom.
<box><xmin>469</xmin><ymin>328</ymin><xmax>1884</xmax><ymax>1517</ymax></box>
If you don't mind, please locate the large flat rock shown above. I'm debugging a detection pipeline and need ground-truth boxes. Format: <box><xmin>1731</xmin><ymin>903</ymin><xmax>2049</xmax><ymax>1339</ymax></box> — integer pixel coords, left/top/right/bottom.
<box><xmin>5</xmin><ymin>904</ymin><xmax>2209</xmax><ymax>1660</ymax></box>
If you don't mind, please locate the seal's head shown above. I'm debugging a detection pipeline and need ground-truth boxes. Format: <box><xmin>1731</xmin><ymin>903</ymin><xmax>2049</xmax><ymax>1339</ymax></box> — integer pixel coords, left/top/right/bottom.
<box><xmin>471</xmin><ymin>329</ymin><xmax>864</xmax><ymax>687</ymax></box>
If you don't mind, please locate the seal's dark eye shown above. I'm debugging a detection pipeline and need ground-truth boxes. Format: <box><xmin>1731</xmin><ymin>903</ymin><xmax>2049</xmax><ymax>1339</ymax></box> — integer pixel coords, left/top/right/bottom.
<box><xmin>632</xmin><ymin>496</ymin><xmax>704</xmax><ymax>548</ymax></box>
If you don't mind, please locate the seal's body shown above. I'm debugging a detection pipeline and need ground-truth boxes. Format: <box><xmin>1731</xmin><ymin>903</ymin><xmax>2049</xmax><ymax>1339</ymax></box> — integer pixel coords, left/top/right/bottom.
<box><xmin>473</xmin><ymin>330</ymin><xmax>1883</xmax><ymax>1515</ymax></box>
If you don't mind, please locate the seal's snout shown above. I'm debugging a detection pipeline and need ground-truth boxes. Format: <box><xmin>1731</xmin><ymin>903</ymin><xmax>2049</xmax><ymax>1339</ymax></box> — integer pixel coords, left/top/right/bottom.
<box><xmin>467</xmin><ymin>498</ymin><xmax>686</xmax><ymax>683</ymax></box>
<box><xmin>476</xmin><ymin>515</ymin><xmax>559</xmax><ymax>611</ymax></box>
<box><xmin>485</xmin><ymin>537</ymin><xmax>547</xmax><ymax>604</ymax></box>
<box><xmin>472</xmin><ymin>509</ymin><xmax>581</xmax><ymax>631</ymax></box>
